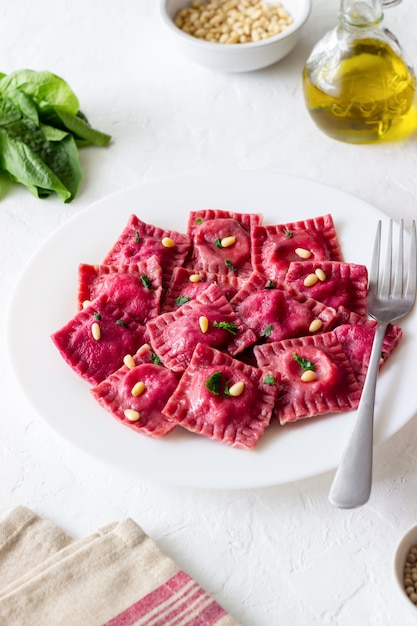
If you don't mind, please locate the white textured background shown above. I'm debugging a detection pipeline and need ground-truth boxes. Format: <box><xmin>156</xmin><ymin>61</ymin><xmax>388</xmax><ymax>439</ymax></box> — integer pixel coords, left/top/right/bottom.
<box><xmin>1</xmin><ymin>1</ymin><xmax>417</xmax><ymax>624</ymax></box>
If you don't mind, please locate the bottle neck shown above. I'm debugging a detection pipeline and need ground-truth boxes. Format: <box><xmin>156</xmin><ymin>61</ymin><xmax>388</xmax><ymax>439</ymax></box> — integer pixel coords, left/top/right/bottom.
<box><xmin>339</xmin><ymin>0</ymin><xmax>383</xmax><ymax>28</ymax></box>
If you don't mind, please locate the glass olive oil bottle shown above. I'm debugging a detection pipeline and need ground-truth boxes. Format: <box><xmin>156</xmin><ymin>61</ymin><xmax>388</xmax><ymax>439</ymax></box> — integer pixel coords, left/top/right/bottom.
<box><xmin>303</xmin><ymin>0</ymin><xmax>416</xmax><ymax>143</ymax></box>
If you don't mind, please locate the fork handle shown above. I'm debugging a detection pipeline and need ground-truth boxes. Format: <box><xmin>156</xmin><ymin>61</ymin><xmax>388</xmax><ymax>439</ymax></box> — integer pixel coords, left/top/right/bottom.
<box><xmin>328</xmin><ymin>321</ymin><xmax>388</xmax><ymax>509</ymax></box>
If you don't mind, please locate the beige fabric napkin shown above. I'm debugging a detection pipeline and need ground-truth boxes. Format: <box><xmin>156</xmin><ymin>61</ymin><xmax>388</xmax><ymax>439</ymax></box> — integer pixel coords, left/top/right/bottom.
<box><xmin>0</xmin><ymin>506</ymin><xmax>241</xmax><ymax>626</ymax></box>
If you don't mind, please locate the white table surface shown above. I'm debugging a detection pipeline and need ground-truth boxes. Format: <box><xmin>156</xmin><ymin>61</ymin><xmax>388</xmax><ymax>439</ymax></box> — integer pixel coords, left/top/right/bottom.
<box><xmin>2</xmin><ymin>1</ymin><xmax>417</xmax><ymax>624</ymax></box>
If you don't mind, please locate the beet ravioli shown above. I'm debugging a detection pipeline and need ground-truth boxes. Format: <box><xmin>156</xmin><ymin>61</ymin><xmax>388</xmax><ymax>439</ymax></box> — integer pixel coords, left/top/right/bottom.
<box><xmin>252</xmin><ymin>213</ymin><xmax>343</xmax><ymax>283</ymax></box>
<box><xmin>186</xmin><ymin>208</ymin><xmax>261</xmax><ymax>279</ymax></box>
<box><xmin>147</xmin><ymin>283</ymin><xmax>256</xmax><ymax>372</ymax></box>
<box><xmin>162</xmin><ymin>343</ymin><xmax>279</xmax><ymax>449</ymax></box>
<box><xmin>91</xmin><ymin>344</ymin><xmax>179</xmax><ymax>438</ymax></box>
<box><xmin>51</xmin><ymin>294</ymin><xmax>148</xmax><ymax>385</ymax></box>
<box><xmin>254</xmin><ymin>333</ymin><xmax>362</xmax><ymax>425</ymax></box>
<box><xmin>50</xmin><ymin>209</ymin><xmax>404</xmax><ymax>451</ymax></box>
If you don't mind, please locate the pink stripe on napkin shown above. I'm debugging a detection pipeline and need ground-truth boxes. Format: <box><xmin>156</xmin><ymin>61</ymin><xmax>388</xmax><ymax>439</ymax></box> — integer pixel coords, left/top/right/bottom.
<box><xmin>104</xmin><ymin>570</ymin><xmax>227</xmax><ymax>626</ymax></box>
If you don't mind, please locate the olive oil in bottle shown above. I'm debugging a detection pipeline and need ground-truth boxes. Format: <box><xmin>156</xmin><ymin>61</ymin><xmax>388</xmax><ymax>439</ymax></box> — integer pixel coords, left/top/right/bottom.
<box><xmin>302</xmin><ymin>0</ymin><xmax>416</xmax><ymax>144</ymax></box>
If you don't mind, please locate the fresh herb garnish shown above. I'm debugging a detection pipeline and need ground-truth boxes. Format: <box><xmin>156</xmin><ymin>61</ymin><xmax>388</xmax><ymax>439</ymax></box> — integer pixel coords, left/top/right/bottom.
<box><xmin>195</xmin><ymin>217</ymin><xmax>202</xmax><ymax>225</ymax></box>
<box><xmin>205</xmin><ymin>371</ymin><xmax>222</xmax><ymax>396</ymax></box>
<box><xmin>283</xmin><ymin>228</ymin><xmax>293</xmax><ymax>238</ymax></box>
<box><xmin>135</xmin><ymin>230</ymin><xmax>141</xmax><ymax>243</ymax></box>
<box><xmin>213</xmin><ymin>320</ymin><xmax>238</xmax><ymax>335</ymax></box>
<box><xmin>261</xmin><ymin>324</ymin><xmax>274</xmax><ymax>339</ymax></box>
<box><xmin>116</xmin><ymin>319</ymin><xmax>128</xmax><ymax>328</ymax></box>
<box><xmin>175</xmin><ymin>295</ymin><xmax>191</xmax><ymax>306</ymax></box>
<box><xmin>93</xmin><ymin>312</ymin><xmax>101</xmax><ymax>320</ymax></box>
<box><xmin>225</xmin><ymin>259</ymin><xmax>237</xmax><ymax>272</ymax></box>
<box><xmin>215</xmin><ymin>237</ymin><xmax>223</xmax><ymax>249</ymax></box>
<box><xmin>140</xmin><ymin>275</ymin><xmax>153</xmax><ymax>291</ymax></box>
<box><xmin>292</xmin><ymin>352</ymin><xmax>315</xmax><ymax>371</ymax></box>
<box><xmin>264</xmin><ymin>375</ymin><xmax>275</xmax><ymax>385</ymax></box>
<box><xmin>150</xmin><ymin>353</ymin><xmax>162</xmax><ymax>366</ymax></box>
<box><xmin>0</xmin><ymin>69</ymin><xmax>111</xmax><ymax>202</ymax></box>
<box><xmin>265</xmin><ymin>280</ymin><xmax>275</xmax><ymax>289</ymax></box>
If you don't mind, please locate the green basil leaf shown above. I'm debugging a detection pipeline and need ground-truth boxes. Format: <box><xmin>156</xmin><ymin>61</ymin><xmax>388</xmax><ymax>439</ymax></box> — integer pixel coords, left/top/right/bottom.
<box><xmin>212</xmin><ymin>320</ymin><xmax>238</xmax><ymax>335</ymax></box>
<box><xmin>0</xmin><ymin>121</ymin><xmax>80</xmax><ymax>202</ymax></box>
<box><xmin>292</xmin><ymin>352</ymin><xmax>315</xmax><ymax>371</ymax></box>
<box><xmin>0</xmin><ymin>69</ymin><xmax>79</xmax><ymax>114</ymax></box>
<box><xmin>205</xmin><ymin>371</ymin><xmax>222</xmax><ymax>396</ymax></box>
<box><xmin>4</xmin><ymin>90</ymin><xmax>39</xmax><ymax>125</ymax></box>
<box><xmin>55</xmin><ymin>110</ymin><xmax>111</xmax><ymax>147</ymax></box>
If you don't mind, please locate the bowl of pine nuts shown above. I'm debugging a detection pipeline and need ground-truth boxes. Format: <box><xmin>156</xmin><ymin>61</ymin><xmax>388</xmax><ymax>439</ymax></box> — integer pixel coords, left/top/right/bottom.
<box><xmin>394</xmin><ymin>524</ymin><xmax>417</xmax><ymax>616</ymax></box>
<box><xmin>160</xmin><ymin>0</ymin><xmax>312</xmax><ymax>72</ymax></box>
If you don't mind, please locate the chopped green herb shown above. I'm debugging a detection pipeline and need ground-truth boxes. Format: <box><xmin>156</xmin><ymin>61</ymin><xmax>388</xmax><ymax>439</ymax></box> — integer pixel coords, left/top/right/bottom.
<box><xmin>223</xmin><ymin>378</ymin><xmax>232</xmax><ymax>396</ymax></box>
<box><xmin>265</xmin><ymin>280</ymin><xmax>275</xmax><ymax>289</ymax></box>
<box><xmin>116</xmin><ymin>319</ymin><xmax>129</xmax><ymax>328</ymax></box>
<box><xmin>174</xmin><ymin>295</ymin><xmax>191</xmax><ymax>306</ymax></box>
<box><xmin>264</xmin><ymin>375</ymin><xmax>275</xmax><ymax>385</ymax></box>
<box><xmin>215</xmin><ymin>237</ymin><xmax>223</xmax><ymax>249</ymax></box>
<box><xmin>93</xmin><ymin>312</ymin><xmax>101</xmax><ymax>320</ymax></box>
<box><xmin>213</xmin><ymin>321</ymin><xmax>238</xmax><ymax>335</ymax></box>
<box><xmin>205</xmin><ymin>371</ymin><xmax>222</xmax><ymax>396</ymax></box>
<box><xmin>292</xmin><ymin>352</ymin><xmax>315</xmax><ymax>371</ymax></box>
<box><xmin>195</xmin><ymin>217</ymin><xmax>202</xmax><ymax>225</ymax></box>
<box><xmin>135</xmin><ymin>230</ymin><xmax>141</xmax><ymax>243</ymax></box>
<box><xmin>140</xmin><ymin>275</ymin><xmax>153</xmax><ymax>291</ymax></box>
<box><xmin>150</xmin><ymin>353</ymin><xmax>162</xmax><ymax>366</ymax></box>
<box><xmin>225</xmin><ymin>259</ymin><xmax>237</xmax><ymax>272</ymax></box>
<box><xmin>283</xmin><ymin>228</ymin><xmax>293</xmax><ymax>238</ymax></box>
<box><xmin>261</xmin><ymin>324</ymin><xmax>274</xmax><ymax>339</ymax></box>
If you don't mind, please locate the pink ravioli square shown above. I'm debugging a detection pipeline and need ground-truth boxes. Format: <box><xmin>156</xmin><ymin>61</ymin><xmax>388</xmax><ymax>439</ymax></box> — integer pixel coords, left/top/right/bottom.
<box><xmin>252</xmin><ymin>213</ymin><xmax>343</xmax><ymax>283</ymax></box>
<box><xmin>161</xmin><ymin>266</ymin><xmax>242</xmax><ymax>313</ymax></box>
<box><xmin>147</xmin><ymin>283</ymin><xmax>257</xmax><ymax>372</ymax></box>
<box><xmin>186</xmin><ymin>209</ymin><xmax>262</xmax><ymax>279</ymax></box>
<box><xmin>230</xmin><ymin>271</ymin><xmax>337</xmax><ymax>343</ymax></box>
<box><xmin>91</xmin><ymin>344</ymin><xmax>179</xmax><ymax>438</ymax></box>
<box><xmin>162</xmin><ymin>343</ymin><xmax>279</xmax><ymax>449</ymax></box>
<box><xmin>77</xmin><ymin>255</ymin><xmax>162</xmax><ymax>324</ymax></box>
<box><xmin>102</xmin><ymin>214</ymin><xmax>191</xmax><ymax>287</ymax></box>
<box><xmin>332</xmin><ymin>308</ymin><xmax>402</xmax><ymax>386</ymax></box>
<box><xmin>284</xmin><ymin>260</ymin><xmax>368</xmax><ymax>316</ymax></box>
<box><xmin>254</xmin><ymin>332</ymin><xmax>362</xmax><ymax>425</ymax></box>
<box><xmin>51</xmin><ymin>294</ymin><xmax>148</xmax><ymax>385</ymax></box>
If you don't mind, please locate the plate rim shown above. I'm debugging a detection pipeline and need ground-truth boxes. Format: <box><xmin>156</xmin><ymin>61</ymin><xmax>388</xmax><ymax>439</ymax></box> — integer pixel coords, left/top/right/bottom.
<box><xmin>6</xmin><ymin>169</ymin><xmax>417</xmax><ymax>489</ymax></box>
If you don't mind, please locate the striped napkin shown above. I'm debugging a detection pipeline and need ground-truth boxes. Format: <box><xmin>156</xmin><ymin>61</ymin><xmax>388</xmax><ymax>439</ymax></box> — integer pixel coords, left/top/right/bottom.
<box><xmin>0</xmin><ymin>506</ymin><xmax>240</xmax><ymax>626</ymax></box>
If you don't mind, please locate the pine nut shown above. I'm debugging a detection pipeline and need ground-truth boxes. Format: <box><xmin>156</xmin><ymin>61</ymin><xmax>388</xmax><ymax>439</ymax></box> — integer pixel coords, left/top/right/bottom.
<box><xmin>308</xmin><ymin>319</ymin><xmax>323</xmax><ymax>333</ymax></box>
<box><xmin>162</xmin><ymin>237</ymin><xmax>175</xmax><ymax>248</ymax></box>
<box><xmin>124</xmin><ymin>408</ymin><xmax>140</xmax><ymax>422</ymax></box>
<box><xmin>173</xmin><ymin>0</ymin><xmax>293</xmax><ymax>44</ymax></box>
<box><xmin>300</xmin><ymin>370</ymin><xmax>316</xmax><ymax>382</ymax></box>
<box><xmin>123</xmin><ymin>354</ymin><xmax>136</xmax><ymax>369</ymax></box>
<box><xmin>131</xmin><ymin>381</ymin><xmax>146</xmax><ymax>396</ymax></box>
<box><xmin>220</xmin><ymin>235</ymin><xmax>237</xmax><ymax>248</ymax></box>
<box><xmin>228</xmin><ymin>381</ymin><xmax>245</xmax><ymax>396</ymax></box>
<box><xmin>199</xmin><ymin>315</ymin><xmax>209</xmax><ymax>333</ymax></box>
<box><xmin>304</xmin><ymin>273</ymin><xmax>319</xmax><ymax>287</ymax></box>
<box><xmin>82</xmin><ymin>300</ymin><xmax>92</xmax><ymax>309</ymax></box>
<box><xmin>189</xmin><ymin>273</ymin><xmax>201</xmax><ymax>282</ymax></box>
<box><xmin>295</xmin><ymin>247</ymin><xmax>312</xmax><ymax>259</ymax></box>
<box><xmin>315</xmin><ymin>268</ymin><xmax>326</xmax><ymax>281</ymax></box>
<box><xmin>91</xmin><ymin>322</ymin><xmax>101</xmax><ymax>340</ymax></box>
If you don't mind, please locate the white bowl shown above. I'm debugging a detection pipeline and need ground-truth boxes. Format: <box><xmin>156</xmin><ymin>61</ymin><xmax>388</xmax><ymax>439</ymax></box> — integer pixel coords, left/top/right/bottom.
<box><xmin>394</xmin><ymin>523</ymin><xmax>417</xmax><ymax>618</ymax></box>
<box><xmin>160</xmin><ymin>0</ymin><xmax>312</xmax><ymax>72</ymax></box>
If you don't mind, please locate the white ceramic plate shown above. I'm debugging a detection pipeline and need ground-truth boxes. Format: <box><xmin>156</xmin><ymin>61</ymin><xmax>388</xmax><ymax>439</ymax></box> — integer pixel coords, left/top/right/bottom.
<box><xmin>7</xmin><ymin>171</ymin><xmax>417</xmax><ymax>489</ymax></box>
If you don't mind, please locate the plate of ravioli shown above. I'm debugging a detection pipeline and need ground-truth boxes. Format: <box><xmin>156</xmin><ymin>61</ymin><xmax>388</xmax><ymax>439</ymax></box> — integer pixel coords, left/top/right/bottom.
<box><xmin>7</xmin><ymin>171</ymin><xmax>417</xmax><ymax>488</ymax></box>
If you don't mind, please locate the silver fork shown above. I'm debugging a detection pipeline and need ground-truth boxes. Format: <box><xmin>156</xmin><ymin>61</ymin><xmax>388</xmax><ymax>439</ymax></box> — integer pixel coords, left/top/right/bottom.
<box><xmin>329</xmin><ymin>218</ymin><xmax>417</xmax><ymax>509</ymax></box>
